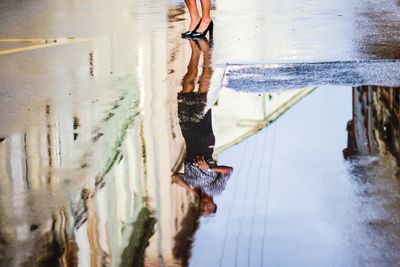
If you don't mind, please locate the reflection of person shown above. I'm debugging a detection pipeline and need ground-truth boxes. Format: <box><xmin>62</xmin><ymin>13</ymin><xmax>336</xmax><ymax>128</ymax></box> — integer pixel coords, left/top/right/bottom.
<box><xmin>172</xmin><ymin>38</ymin><xmax>232</xmax><ymax>216</ymax></box>
<box><xmin>181</xmin><ymin>0</ymin><xmax>214</xmax><ymax>39</ymax></box>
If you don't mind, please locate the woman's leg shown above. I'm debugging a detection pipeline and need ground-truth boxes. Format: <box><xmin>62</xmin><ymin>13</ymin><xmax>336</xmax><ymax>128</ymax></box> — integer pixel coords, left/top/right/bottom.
<box><xmin>185</xmin><ymin>0</ymin><xmax>201</xmax><ymax>31</ymax></box>
<box><xmin>197</xmin><ymin>0</ymin><xmax>211</xmax><ymax>32</ymax></box>
<box><xmin>198</xmin><ymin>39</ymin><xmax>212</xmax><ymax>93</ymax></box>
<box><xmin>181</xmin><ymin>40</ymin><xmax>201</xmax><ymax>93</ymax></box>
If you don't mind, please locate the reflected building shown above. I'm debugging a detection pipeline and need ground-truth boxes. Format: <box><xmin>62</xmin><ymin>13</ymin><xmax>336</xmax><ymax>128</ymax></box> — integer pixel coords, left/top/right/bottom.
<box><xmin>344</xmin><ymin>86</ymin><xmax>400</xmax><ymax>168</ymax></box>
<box><xmin>211</xmin><ymin>87</ymin><xmax>314</xmax><ymax>153</ymax></box>
<box><xmin>0</xmin><ymin>63</ymin><xmax>151</xmax><ymax>267</ymax></box>
<box><xmin>0</xmin><ymin>1</ymin><xmax>173</xmax><ymax>267</ymax></box>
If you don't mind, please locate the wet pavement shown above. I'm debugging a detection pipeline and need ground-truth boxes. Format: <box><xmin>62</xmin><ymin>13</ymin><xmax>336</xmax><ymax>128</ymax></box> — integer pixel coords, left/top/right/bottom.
<box><xmin>1</xmin><ymin>0</ymin><xmax>400</xmax><ymax>266</ymax></box>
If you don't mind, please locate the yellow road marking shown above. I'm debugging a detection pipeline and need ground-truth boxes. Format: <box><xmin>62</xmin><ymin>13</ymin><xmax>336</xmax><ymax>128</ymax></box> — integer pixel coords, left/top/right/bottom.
<box><xmin>0</xmin><ymin>38</ymin><xmax>57</xmax><ymax>43</ymax></box>
<box><xmin>0</xmin><ymin>38</ymin><xmax>91</xmax><ymax>55</ymax></box>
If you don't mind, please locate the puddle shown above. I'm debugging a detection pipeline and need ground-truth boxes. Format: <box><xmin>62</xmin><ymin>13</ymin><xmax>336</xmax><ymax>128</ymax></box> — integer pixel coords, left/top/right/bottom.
<box><xmin>1</xmin><ymin>35</ymin><xmax>399</xmax><ymax>267</ymax></box>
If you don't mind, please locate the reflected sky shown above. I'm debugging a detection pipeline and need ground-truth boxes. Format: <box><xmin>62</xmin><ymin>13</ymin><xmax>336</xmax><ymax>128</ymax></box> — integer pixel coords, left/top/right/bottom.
<box><xmin>191</xmin><ymin>86</ymin><xmax>400</xmax><ymax>267</ymax></box>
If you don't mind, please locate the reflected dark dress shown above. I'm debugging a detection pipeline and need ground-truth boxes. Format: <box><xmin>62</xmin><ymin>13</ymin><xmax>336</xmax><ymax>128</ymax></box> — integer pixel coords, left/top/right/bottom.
<box><xmin>178</xmin><ymin>92</ymin><xmax>231</xmax><ymax>196</ymax></box>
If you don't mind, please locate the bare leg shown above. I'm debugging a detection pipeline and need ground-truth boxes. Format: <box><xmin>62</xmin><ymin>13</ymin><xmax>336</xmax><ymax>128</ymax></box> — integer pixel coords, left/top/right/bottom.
<box><xmin>198</xmin><ymin>0</ymin><xmax>211</xmax><ymax>32</ymax></box>
<box><xmin>198</xmin><ymin>39</ymin><xmax>212</xmax><ymax>93</ymax></box>
<box><xmin>181</xmin><ymin>40</ymin><xmax>201</xmax><ymax>93</ymax></box>
<box><xmin>185</xmin><ymin>0</ymin><xmax>201</xmax><ymax>31</ymax></box>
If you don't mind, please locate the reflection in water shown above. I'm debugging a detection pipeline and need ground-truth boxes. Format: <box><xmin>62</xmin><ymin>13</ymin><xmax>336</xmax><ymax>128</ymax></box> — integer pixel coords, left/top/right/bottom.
<box><xmin>1</xmin><ymin>55</ymin><xmax>400</xmax><ymax>267</ymax></box>
<box><xmin>1</xmin><ymin>40</ymin><xmax>399</xmax><ymax>267</ymax></box>
<box><xmin>0</xmin><ymin>81</ymin><xmax>147</xmax><ymax>266</ymax></box>
<box><xmin>343</xmin><ymin>86</ymin><xmax>400</xmax><ymax>183</ymax></box>
<box><xmin>339</xmin><ymin>86</ymin><xmax>400</xmax><ymax>267</ymax></box>
<box><xmin>344</xmin><ymin>86</ymin><xmax>400</xmax><ymax>163</ymax></box>
<box><xmin>170</xmin><ymin>38</ymin><xmax>233</xmax><ymax>266</ymax></box>
<box><xmin>172</xmin><ymin>38</ymin><xmax>233</xmax><ymax>217</ymax></box>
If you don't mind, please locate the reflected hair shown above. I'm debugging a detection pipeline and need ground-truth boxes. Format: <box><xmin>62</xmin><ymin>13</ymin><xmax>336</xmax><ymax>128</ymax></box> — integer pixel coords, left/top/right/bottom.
<box><xmin>173</xmin><ymin>203</ymin><xmax>200</xmax><ymax>266</ymax></box>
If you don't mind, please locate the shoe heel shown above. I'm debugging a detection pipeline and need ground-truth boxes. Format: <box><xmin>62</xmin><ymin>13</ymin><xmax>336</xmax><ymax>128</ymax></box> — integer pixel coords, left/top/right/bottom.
<box><xmin>191</xmin><ymin>20</ymin><xmax>214</xmax><ymax>39</ymax></box>
<box><xmin>209</xmin><ymin>22</ymin><xmax>214</xmax><ymax>37</ymax></box>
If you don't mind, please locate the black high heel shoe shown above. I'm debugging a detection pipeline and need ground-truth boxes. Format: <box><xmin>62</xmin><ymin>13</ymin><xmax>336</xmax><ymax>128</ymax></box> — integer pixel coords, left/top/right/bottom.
<box><xmin>191</xmin><ymin>20</ymin><xmax>214</xmax><ymax>39</ymax></box>
<box><xmin>181</xmin><ymin>20</ymin><xmax>201</xmax><ymax>38</ymax></box>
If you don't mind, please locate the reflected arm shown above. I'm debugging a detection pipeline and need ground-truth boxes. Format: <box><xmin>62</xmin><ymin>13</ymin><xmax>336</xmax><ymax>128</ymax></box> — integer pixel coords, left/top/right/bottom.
<box><xmin>171</xmin><ymin>174</ymin><xmax>198</xmax><ymax>195</ymax></box>
<box><xmin>210</xmin><ymin>166</ymin><xmax>233</xmax><ymax>174</ymax></box>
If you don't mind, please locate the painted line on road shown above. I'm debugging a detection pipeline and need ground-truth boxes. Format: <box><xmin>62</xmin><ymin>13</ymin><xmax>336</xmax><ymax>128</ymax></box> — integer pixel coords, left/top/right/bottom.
<box><xmin>0</xmin><ymin>38</ymin><xmax>91</xmax><ymax>56</ymax></box>
<box><xmin>0</xmin><ymin>38</ymin><xmax>58</xmax><ymax>43</ymax></box>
